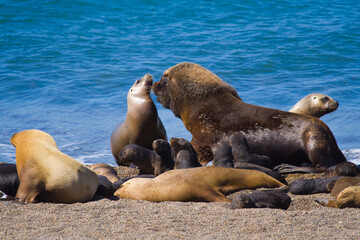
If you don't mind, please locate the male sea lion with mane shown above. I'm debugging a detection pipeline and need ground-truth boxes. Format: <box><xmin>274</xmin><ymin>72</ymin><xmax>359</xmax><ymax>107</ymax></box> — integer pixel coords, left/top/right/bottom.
<box><xmin>111</xmin><ymin>74</ymin><xmax>167</xmax><ymax>166</ymax></box>
<box><xmin>153</xmin><ymin>62</ymin><xmax>346</xmax><ymax>171</ymax></box>
<box><xmin>11</xmin><ymin>129</ymin><xmax>98</xmax><ymax>203</ymax></box>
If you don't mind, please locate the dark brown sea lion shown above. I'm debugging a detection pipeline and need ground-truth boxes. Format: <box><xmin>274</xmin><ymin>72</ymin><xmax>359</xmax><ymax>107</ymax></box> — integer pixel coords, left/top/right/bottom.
<box><xmin>114</xmin><ymin>167</ymin><xmax>285</xmax><ymax>202</ymax></box>
<box><xmin>228</xmin><ymin>132</ymin><xmax>273</xmax><ymax>169</ymax></box>
<box><xmin>118</xmin><ymin>139</ymin><xmax>174</xmax><ymax>176</ymax></box>
<box><xmin>211</xmin><ymin>140</ymin><xmax>287</xmax><ymax>184</ymax></box>
<box><xmin>111</xmin><ymin>74</ymin><xmax>167</xmax><ymax>166</ymax></box>
<box><xmin>289</xmin><ymin>93</ymin><xmax>338</xmax><ymax>118</ymax></box>
<box><xmin>170</xmin><ymin>137</ymin><xmax>201</xmax><ymax>169</ymax></box>
<box><xmin>230</xmin><ymin>190</ymin><xmax>291</xmax><ymax>210</ymax></box>
<box><xmin>11</xmin><ymin>129</ymin><xmax>98</xmax><ymax>203</ymax></box>
<box><xmin>0</xmin><ymin>163</ymin><xmax>19</xmax><ymax>197</ymax></box>
<box><xmin>153</xmin><ymin>62</ymin><xmax>346</xmax><ymax>171</ymax></box>
<box><xmin>323</xmin><ymin>161</ymin><xmax>360</xmax><ymax>178</ymax></box>
<box><xmin>289</xmin><ymin>176</ymin><xmax>341</xmax><ymax>195</ymax></box>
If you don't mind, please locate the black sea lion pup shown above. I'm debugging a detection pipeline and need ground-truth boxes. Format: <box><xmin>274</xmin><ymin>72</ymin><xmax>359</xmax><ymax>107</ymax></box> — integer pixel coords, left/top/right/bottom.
<box><xmin>118</xmin><ymin>144</ymin><xmax>156</xmax><ymax>174</ymax></box>
<box><xmin>153</xmin><ymin>62</ymin><xmax>346</xmax><ymax>171</ymax></box>
<box><xmin>323</xmin><ymin>162</ymin><xmax>360</xmax><ymax>178</ymax></box>
<box><xmin>152</xmin><ymin>139</ymin><xmax>174</xmax><ymax>176</ymax></box>
<box><xmin>11</xmin><ymin>129</ymin><xmax>98</xmax><ymax>203</ymax></box>
<box><xmin>228</xmin><ymin>132</ymin><xmax>273</xmax><ymax>169</ymax></box>
<box><xmin>170</xmin><ymin>137</ymin><xmax>201</xmax><ymax>169</ymax></box>
<box><xmin>0</xmin><ymin>163</ymin><xmax>19</xmax><ymax>197</ymax></box>
<box><xmin>289</xmin><ymin>93</ymin><xmax>338</xmax><ymax>118</ymax></box>
<box><xmin>93</xmin><ymin>175</ymin><xmax>117</xmax><ymax>199</ymax></box>
<box><xmin>212</xmin><ymin>141</ymin><xmax>234</xmax><ymax>168</ymax></box>
<box><xmin>89</xmin><ymin>163</ymin><xmax>120</xmax><ymax>183</ymax></box>
<box><xmin>289</xmin><ymin>176</ymin><xmax>341</xmax><ymax>195</ymax></box>
<box><xmin>111</xmin><ymin>74</ymin><xmax>167</xmax><ymax>166</ymax></box>
<box><xmin>230</xmin><ymin>190</ymin><xmax>291</xmax><ymax>210</ymax></box>
<box><xmin>211</xmin><ymin>140</ymin><xmax>287</xmax><ymax>184</ymax></box>
<box><xmin>115</xmin><ymin>167</ymin><xmax>285</xmax><ymax>202</ymax></box>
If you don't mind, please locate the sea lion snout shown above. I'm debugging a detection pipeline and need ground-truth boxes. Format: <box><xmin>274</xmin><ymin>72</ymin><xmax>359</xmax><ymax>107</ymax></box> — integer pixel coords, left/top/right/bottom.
<box><xmin>141</xmin><ymin>73</ymin><xmax>153</xmax><ymax>86</ymax></box>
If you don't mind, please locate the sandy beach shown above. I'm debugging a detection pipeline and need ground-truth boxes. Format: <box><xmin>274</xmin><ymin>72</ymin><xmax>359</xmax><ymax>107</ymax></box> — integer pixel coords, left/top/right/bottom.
<box><xmin>1</xmin><ymin>168</ymin><xmax>360</xmax><ymax>240</ymax></box>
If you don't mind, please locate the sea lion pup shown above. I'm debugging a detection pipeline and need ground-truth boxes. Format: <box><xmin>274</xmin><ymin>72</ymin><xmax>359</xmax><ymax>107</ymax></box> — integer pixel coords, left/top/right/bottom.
<box><xmin>289</xmin><ymin>176</ymin><xmax>341</xmax><ymax>195</ymax></box>
<box><xmin>316</xmin><ymin>177</ymin><xmax>360</xmax><ymax>208</ymax></box>
<box><xmin>118</xmin><ymin>140</ymin><xmax>173</xmax><ymax>176</ymax></box>
<box><xmin>170</xmin><ymin>137</ymin><xmax>201</xmax><ymax>169</ymax></box>
<box><xmin>228</xmin><ymin>132</ymin><xmax>273</xmax><ymax>169</ymax></box>
<box><xmin>323</xmin><ymin>161</ymin><xmax>360</xmax><ymax>178</ymax></box>
<box><xmin>94</xmin><ymin>175</ymin><xmax>117</xmax><ymax>199</ymax></box>
<box><xmin>114</xmin><ymin>167</ymin><xmax>285</xmax><ymax>202</ymax></box>
<box><xmin>89</xmin><ymin>163</ymin><xmax>120</xmax><ymax>183</ymax></box>
<box><xmin>212</xmin><ymin>141</ymin><xmax>234</xmax><ymax>168</ymax></box>
<box><xmin>230</xmin><ymin>190</ymin><xmax>291</xmax><ymax>210</ymax></box>
<box><xmin>111</xmin><ymin>74</ymin><xmax>167</xmax><ymax>166</ymax></box>
<box><xmin>152</xmin><ymin>139</ymin><xmax>174</xmax><ymax>176</ymax></box>
<box><xmin>153</xmin><ymin>62</ymin><xmax>346</xmax><ymax>170</ymax></box>
<box><xmin>0</xmin><ymin>163</ymin><xmax>19</xmax><ymax>197</ymax></box>
<box><xmin>11</xmin><ymin>129</ymin><xmax>98</xmax><ymax>203</ymax></box>
<box><xmin>211</xmin><ymin>141</ymin><xmax>287</xmax><ymax>184</ymax></box>
<box><xmin>289</xmin><ymin>93</ymin><xmax>338</xmax><ymax>118</ymax></box>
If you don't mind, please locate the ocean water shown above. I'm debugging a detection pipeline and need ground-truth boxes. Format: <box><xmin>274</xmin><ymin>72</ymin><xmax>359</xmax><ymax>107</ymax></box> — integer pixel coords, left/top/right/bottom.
<box><xmin>1</xmin><ymin>0</ymin><xmax>359</xmax><ymax>165</ymax></box>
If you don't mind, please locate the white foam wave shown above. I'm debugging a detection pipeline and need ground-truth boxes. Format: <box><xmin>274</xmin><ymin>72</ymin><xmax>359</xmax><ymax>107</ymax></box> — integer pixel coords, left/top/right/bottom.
<box><xmin>74</xmin><ymin>151</ymin><xmax>114</xmax><ymax>165</ymax></box>
<box><xmin>343</xmin><ymin>149</ymin><xmax>360</xmax><ymax>165</ymax></box>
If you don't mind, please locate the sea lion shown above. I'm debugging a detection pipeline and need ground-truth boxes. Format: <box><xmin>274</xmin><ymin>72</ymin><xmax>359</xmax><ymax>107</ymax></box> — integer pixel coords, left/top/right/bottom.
<box><xmin>316</xmin><ymin>177</ymin><xmax>360</xmax><ymax>208</ymax></box>
<box><xmin>114</xmin><ymin>167</ymin><xmax>285</xmax><ymax>202</ymax></box>
<box><xmin>170</xmin><ymin>137</ymin><xmax>201</xmax><ymax>169</ymax></box>
<box><xmin>89</xmin><ymin>163</ymin><xmax>120</xmax><ymax>183</ymax></box>
<box><xmin>11</xmin><ymin>129</ymin><xmax>98</xmax><ymax>203</ymax></box>
<box><xmin>289</xmin><ymin>176</ymin><xmax>341</xmax><ymax>195</ymax></box>
<box><xmin>228</xmin><ymin>132</ymin><xmax>273</xmax><ymax>169</ymax></box>
<box><xmin>118</xmin><ymin>140</ymin><xmax>173</xmax><ymax>176</ymax></box>
<box><xmin>212</xmin><ymin>141</ymin><xmax>234</xmax><ymax>168</ymax></box>
<box><xmin>211</xmin><ymin>141</ymin><xmax>287</xmax><ymax>184</ymax></box>
<box><xmin>152</xmin><ymin>139</ymin><xmax>174</xmax><ymax>176</ymax></box>
<box><xmin>0</xmin><ymin>163</ymin><xmax>19</xmax><ymax>197</ymax></box>
<box><xmin>230</xmin><ymin>190</ymin><xmax>291</xmax><ymax>210</ymax></box>
<box><xmin>323</xmin><ymin>161</ymin><xmax>360</xmax><ymax>178</ymax></box>
<box><xmin>111</xmin><ymin>74</ymin><xmax>167</xmax><ymax>166</ymax></box>
<box><xmin>289</xmin><ymin>93</ymin><xmax>338</xmax><ymax>118</ymax></box>
<box><xmin>153</xmin><ymin>62</ymin><xmax>346</xmax><ymax>170</ymax></box>
<box><xmin>94</xmin><ymin>175</ymin><xmax>117</xmax><ymax>199</ymax></box>
<box><xmin>112</xmin><ymin>174</ymin><xmax>155</xmax><ymax>191</ymax></box>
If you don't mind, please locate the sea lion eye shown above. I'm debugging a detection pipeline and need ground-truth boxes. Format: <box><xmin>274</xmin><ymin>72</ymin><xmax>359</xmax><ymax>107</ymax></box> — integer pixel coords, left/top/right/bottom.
<box><xmin>136</xmin><ymin>80</ymin><xmax>140</xmax><ymax>84</ymax></box>
<box><xmin>322</xmin><ymin>97</ymin><xmax>329</xmax><ymax>102</ymax></box>
<box><xmin>313</xmin><ymin>97</ymin><xmax>317</xmax><ymax>99</ymax></box>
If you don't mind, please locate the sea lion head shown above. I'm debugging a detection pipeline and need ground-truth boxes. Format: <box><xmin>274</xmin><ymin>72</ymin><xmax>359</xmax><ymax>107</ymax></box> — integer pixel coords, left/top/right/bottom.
<box><xmin>128</xmin><ymin>73</ymin><xmax>153</xmax><ymax>99</ymax></box>
<box><xmin>289</xmin><ymin>93</ymin><xmax>339</xmax><ymax>118</ymax></box>
<box><xmin>153</xmin><ymin>62</ymin><xmax>240</xmax><ymax>118</ymax></box>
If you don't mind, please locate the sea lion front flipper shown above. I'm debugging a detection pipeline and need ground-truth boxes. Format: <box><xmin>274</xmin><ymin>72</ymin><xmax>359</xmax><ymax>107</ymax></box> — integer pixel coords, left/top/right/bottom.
<box><xmin>15</xmin><ymin>173</ymin><xmax>44</xmax><ymax>203</ymax></box>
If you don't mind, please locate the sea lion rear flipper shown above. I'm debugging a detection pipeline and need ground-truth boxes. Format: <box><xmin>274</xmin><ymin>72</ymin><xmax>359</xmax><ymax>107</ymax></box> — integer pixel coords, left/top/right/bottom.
<box><xmin>203</xmin><ymin>188</ymin><xmax>231</xmax><ymax>203</ymax></box>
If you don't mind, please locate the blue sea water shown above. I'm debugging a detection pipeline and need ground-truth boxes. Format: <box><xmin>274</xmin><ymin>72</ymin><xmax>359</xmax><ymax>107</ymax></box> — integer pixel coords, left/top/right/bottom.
<box><xmin>1</xmin><ymin>0</ymin><xmax>359</xmax><ymax>165</ymax></box>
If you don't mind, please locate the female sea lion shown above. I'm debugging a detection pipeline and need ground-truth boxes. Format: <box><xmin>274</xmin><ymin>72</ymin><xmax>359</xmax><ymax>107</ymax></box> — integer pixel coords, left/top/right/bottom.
<box><xmin>11</xmin><ymin>129</ymin><xmax>98</xmax><ymax>203</ymax></box>
<box><xmin>289</xmin><ymin>93</ymin><xmax>338</xmax><ymax>118</ymax></box>
<box><xmin>89</xmin><ymin>163</ymin><xmax>120</xmax><ymax>183</ymax></box>
<box><xmin>153</xmin><ymin>62</ymin><xmax>346</xmax><ymax>171</ymax></box>
<box><xmin>111</xmin><ymin>74</ymin><xmax>167</xmax><ymax>166</ymax></box>
<box><xmin>114</xmin><ymin>167</ymin><xmax>285</xmax><ymax>202</ymax></box>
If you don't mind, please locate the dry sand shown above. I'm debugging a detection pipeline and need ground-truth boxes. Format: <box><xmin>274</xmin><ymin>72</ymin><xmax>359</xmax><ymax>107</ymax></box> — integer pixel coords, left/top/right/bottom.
<box><xmin>1</xmin><ymin>168</ymin><xmax>359</xmax><ymax>240</ymax></box>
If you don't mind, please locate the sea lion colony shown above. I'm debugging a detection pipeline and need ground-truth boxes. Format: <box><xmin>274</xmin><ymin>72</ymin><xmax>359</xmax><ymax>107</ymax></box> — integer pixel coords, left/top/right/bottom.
<box><xmin>1</xmin><ymin>62</ymin><xmax>359</xmax><ymax>210</ymax></box>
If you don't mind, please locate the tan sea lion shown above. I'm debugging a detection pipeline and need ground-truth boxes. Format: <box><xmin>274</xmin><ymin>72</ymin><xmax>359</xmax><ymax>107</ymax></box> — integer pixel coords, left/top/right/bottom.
<box><xmin>88</xmin><ymin>163</ymin><xmax>120</xmax><ymax>183</ymax></box>
<box><xmin>153</xmin><ymin>62</ymin><xmax>346</xmax><ymax>171</ymax></box>
<box><xmin>316</xmin><ymin>177</ymin><xmax>360</xmax><ymax>208</ymax></box>
<box><xmin>11</xmin><ymin>129</ymin><xmax>98</xmax><ymax>203</ymax></box>
<box><xmin>111</xmin><ymin>74</ymin><xmax>167</xmax><ymax>166</ymax></box>
<box><xmin>114</xmin><ymin>167</ymin><xmax>285</xmax><ymax>202</ymax></box>
<box><xmin>289</xmin><ymin>93</ymin><xmax>338</xmax><ymax>118</ymax></box>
